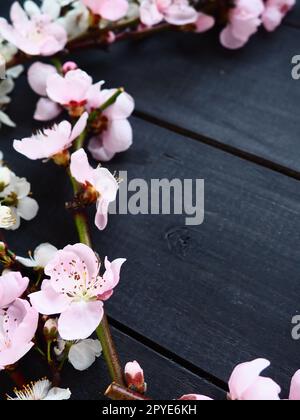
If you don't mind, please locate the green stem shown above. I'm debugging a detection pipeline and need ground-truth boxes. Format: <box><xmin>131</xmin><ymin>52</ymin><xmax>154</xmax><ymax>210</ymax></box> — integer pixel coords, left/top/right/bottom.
<box><xmin>47</xmin><ymin>341</ymin><xmax>52</xmax><ymax>364</ymax></box>
<box><xmin>67</xmin><ymin>132</ymin><xmax>125</xmax><ymax>385</ymax></box>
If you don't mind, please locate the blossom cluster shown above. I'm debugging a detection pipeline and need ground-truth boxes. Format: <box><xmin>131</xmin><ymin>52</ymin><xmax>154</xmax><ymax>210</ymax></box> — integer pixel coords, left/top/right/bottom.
<box><xmin>0</xmin><ymin>242</ymin><xmax>125</xmax><ymax>386</ymax></box>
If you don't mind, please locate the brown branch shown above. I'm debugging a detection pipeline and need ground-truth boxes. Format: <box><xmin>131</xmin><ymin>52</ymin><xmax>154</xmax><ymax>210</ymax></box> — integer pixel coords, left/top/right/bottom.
<box><xmin>105</xmin><ymin>383</ymin><xmax>151</xmax><ymax>401</ymax></box>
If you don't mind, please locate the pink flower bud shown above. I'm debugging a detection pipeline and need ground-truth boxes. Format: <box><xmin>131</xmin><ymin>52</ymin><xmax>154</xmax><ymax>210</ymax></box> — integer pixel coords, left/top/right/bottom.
<box><xmin>125</xmin><ymin>361</ymin><xmax>146</xmax><ymax>394</ymax></box>
<box><xmin>62</xmin><ymin>62</ymin><xmax>78</xmax><ymax>74</ymax></box>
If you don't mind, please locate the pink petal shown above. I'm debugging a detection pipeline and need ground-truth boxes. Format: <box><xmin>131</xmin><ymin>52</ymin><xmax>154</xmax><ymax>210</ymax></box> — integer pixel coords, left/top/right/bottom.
<box><xmin>140</xmin><ymin>0</ymin><xmax>164</xmax><ymax>26</ymax></box>
<box><xmin>194</xmin><ymin>13</ymin><xmax>215</xmax><ymax>33</ymax></box>
<box><xmin>28</xmin><ymin>62</ymin><xmax>57</xmax><ymax>96</ymax></box>
<box><xmin>97</xmin><ymin>0</ymin><xmax>129</xmax><ymax>21</ymax></box>
<box><xmin>10</xmin><ymin>2</ymin><xmax>29</xmax><ymax>32</ymax></box>
<box><xmin>88</xmin><ymin>136</ymin><xmax>116</xmax><ymax>162</ymax></box>
<box><xmin>34</xmin><ymin>98</ymin><xmax>62</xmax><ymax>121</ymax></box>
<box><xmin>102</xmin><ymin>119</ymin><xmax>133</xmax><ymax>154</ymax></box>
<box><xmin>95</xmin><ymin>198</ymin><xmax>110</xmax><ymax>231</ymax></box>
<box><xmin>99</xmin><ymin>257</ymin><xmax>126</xmax><ymax>299</ymax></box>
<box><xmin>70</xmin><ymin>112</ymin><xmax>88</xmax><ymax>141</ymax></box>
<box><xmin>220</xmin><ymin>26</ymin><xmax>247</xmax><ymax>50</ymax></box>
<box><xmin>29</xmin><ymin>279</ymin><xmax>71</xmax><ymax>315</ymax></box>
<box><xmin>0</xmin><ymin>272</ymin><xmax>29</xmax><ymax>308</ymax></box>
<box><xmin>58</xmin><ymin>300</ymin><xmax>104</xmax><ymax>340</ymax></box>
<box><xmin>241</xmin><ymin>377</ymin><xmax>281</xmax><ymax>400</ymax></box>
<box><xmin>228</xmin><ymin>359</ymin><xmax>271</xmax><ymax>400</ymax></box>
<box><xmin>70</xmin><ymin>148</ymin><xmax>94</xmax><ymax>185</ymax></box>
<box><xmin>9</xmin><ymin>299</ymin><xmax>38</xmax><ymax>345</ymax></box>
<box><xmin>47</xmin><ymin>70</ymin><xmax>92</xmax><ymax>105</ymax></box>
<box><xmin>104</xmin><ymin>91</ymin><xmax>135</xmax><ymax>120</ymax></box>
<box><xmin>289</xmin><ymin>370</ymin><xmax>300</xmax><ymax>400</ymax></box>
<box><xmin>164</xmin><ymin>2</ymin><xmax>198</xmax><ymax>26</ymax></box>
<box><xmin>64</xmin><ymin>243</ymin><xmax>100</xmax><ymax>281</ymax></box>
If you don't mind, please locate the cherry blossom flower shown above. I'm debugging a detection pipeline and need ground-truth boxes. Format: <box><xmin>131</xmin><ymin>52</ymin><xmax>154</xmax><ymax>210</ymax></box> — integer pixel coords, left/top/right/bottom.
<box><xmin>70</xmin><ymin>149</ymin><xmax>119</xmax><ymax>230</ymax></box>
<box><xmin>125</xmin><ymin>361</ymin><xmax>147</xmax><ymax>393</ymax></box>
<box><xmin>0</xmin><ymin>271</ymin><xmax>29</xmax><ymax>309</ymax></box>
<box><xmin>29</xmin><ymin>243</ymin><xmax>126</xmax><ymax>340</ymax></box>
<box><xmin>16</xmin><ymin>243</ymin><xmax>58</xmax><ymax>269</ymax></box>
<box><xmin>0</xmin><ymin>172</ymin><xmax>39</xmax><ymax>230</ymax></box>
<box><xmin>28</xmin><ymin>62</ymin><xmax>62</xmax><ymax>121</ymax></box>
<box><xmin>87</xmin><ymin>89</ymin><xmax>134</xmax><ymax>162</ymax></box>
<box><xmin>13</xmin><ymin>112</ymin><xmax>88</xmax><ymax>161</ymax></box>
<box><xmin>228</xmin><ymin>358</ymin><xmax>281</xmax><ymax>400</ymax></box>
<box><xmin>140</xmin><ymin>0</ymin><xmax>198</xmax><ymax>27</ymax></box>
<box><xmin>7</xmin><ymin>378</ymin><xmax>71</xmax><ymax>400</ymax></box>
<box><xmin>46</xmin><ymin>69</ymin><xmax>104</xmax><ymax>117</ymax></box>
<box><xmin>0</xmin><ymin>2</ymin><xmax>67</xmax><ymax>56</ymax></box>
<box><xmin>83</xmin><ymin>0</ymin><xmax>129</xmax><ymax>21</ymax></box>
<box><xmin>220</xmin><ymin>0</ymin><xmax>264</xmax><ymax>49</ymax></box>
<box><xmin>55</xmin><ymin>336</ymin><xmax>102</xmax><ymax>371</ymax></box>
<box><xmin>262</xmin><ymin>0</ymin><xmax>295</xmax><ymax>31</ymax></box>
<box><xmin>0</xmin><ymin>298</ymin><xmax>38</xmax><ymax>369</ymax></box>
<box><xmin>179</xmin><ymin>394</ymin><xmax>213</xmax><ymax>400</ymax></box>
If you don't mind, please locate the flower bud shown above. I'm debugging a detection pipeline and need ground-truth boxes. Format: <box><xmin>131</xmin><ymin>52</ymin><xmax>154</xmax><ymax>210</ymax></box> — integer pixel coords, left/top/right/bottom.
<box><xmin>62</xmin><ymin>61</ymin><xmax>78</xmax><ymax>74</ymax></box>
<box><xmin>43</xmin><ymin>319</ymin><xmax>58</xmax><ymax>341</ymax></box>
<box><xmin>124</xmin><ymin>361</ymin><xmax>147</xmax><ymax>394</ymax></box>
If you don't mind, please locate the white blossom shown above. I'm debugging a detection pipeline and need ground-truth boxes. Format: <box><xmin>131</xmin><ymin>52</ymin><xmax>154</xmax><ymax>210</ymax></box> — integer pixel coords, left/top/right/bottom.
<box><xmin>55</xmin><ymin>337</ymin><xmax>102</xmax><ymax>371</ymax></box>
<box><xmin>7</xmin><ymin>379</ymin><xmax>71</xmax><ymax>400</ymax></box>
<box><xmin>0</xmin><ymin>65</ymin><xmax>24</xmax><ymax>129</ymax></box>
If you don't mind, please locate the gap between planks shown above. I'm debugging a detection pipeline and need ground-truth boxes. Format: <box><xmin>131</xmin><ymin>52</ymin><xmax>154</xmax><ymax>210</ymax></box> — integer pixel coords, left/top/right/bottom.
<box><xmin>134</xmin><ymin>110</ymin><xmax>300</xmax><ymax>182</ymax></box>
<box><xmin>108</xmin><ymin>316</ymin><xmax>229</xmax><ymax>393</ymax></box>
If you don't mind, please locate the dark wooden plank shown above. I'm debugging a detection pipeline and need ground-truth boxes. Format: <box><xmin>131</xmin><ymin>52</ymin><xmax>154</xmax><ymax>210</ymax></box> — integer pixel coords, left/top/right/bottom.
<box><xmin>74</xmin><ymin>26</ymin><xmax>300</xmax><ymax>174</ymax></box>
<box><xmin>0</xmin><ymin>327</ymin><xmax>224</xmax><ymax>400</ymax></box>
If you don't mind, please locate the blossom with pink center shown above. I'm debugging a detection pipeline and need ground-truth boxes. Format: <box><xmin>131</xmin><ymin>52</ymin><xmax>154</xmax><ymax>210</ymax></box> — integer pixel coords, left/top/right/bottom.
<box><xmin>0</xmin><ymin>299</ymin><xmax>38</xmax><ymax>369</ymax></box>
<box><xmin>125</xmin><ymin>361</ymin><xmax>147</xmax><ymax>394</ymax></box>
<box><xmin>87</xmin><ymin>89</ymin><xmax>134</xmax><ymax>162</ymax></box>
<box><xmin>13</xmin><ymin>112</ymin><xmax>88</xmax><ymax>160</ymax></box>
<box><xmin>46</xmin><ymin>69</ymin><xmax>104</xmax><ymax>116</ymax></box>
<box><xmin>140</xmin><ymin>0</ymin><xmax>199</xmax><ymax>27</ymax></box>
<box><xmin>83</xmin><ymin>0</ymin><xmax>129</xmax><ymax>21</ymax></box>
<box><xmin>228</xmin><ymin>359</ymin><xmax>281</xmax><ymax>400</ymax></box>
<box><xmin>220</xmin><ymin>0</ymin><xmax>264</xmax><ymax>49</ymax></box>
<box><xmin>28</xmin><ymin>62</ymin><xmax>62</xmax><ymax>122</ymax></box>
<box><xmin>0</xmin><ymin>271</ymin><xmax>29</xmax><ymax>309</ymax></box>
<box><xmin>70</xmin><ymin>149</ymin><xmax>119</xmax><ymax>230</ymax></box>
<box><xmin>262</xmin><ymin>0</ymin><xmax>295</xmax><ymax>31</ymax></box>
<box><xmin>179</xmin><ymin>394</ymin><xmax>213</xmax><ymax>400</ymax></box>
<box><xmin>0</xmin><ymin>2</ymin><xmax>67</xmax><ymax>56</ymax></box>
<box><xmin>29</xmin><ymin>243</ymin><xmax>126</xmax><ymax>340</ymax></box>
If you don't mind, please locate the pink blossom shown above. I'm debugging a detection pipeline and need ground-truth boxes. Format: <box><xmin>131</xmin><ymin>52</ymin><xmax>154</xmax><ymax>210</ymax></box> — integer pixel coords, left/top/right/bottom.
<box><xmin>28</xmin><ymin>62</ymin><xmax>62</xmax><ymax>121</ymax></box>
<box><xmin>13</xmin><ymin>112</ymin><xmax>88</xmax><ymax>160</ymax></box>
<box><xmin>0</xmin><ymin>2</ymin><xmax>67</xmax><ymax>56</ymax></box>
<box><xmin>125</xmin><ymin>361</ymin><xmax>147</xmax><ymax>394</ymax></box>
<box><xmin>140</xmin><ymin>0</ymin><xmax>199</xmax><ymax>26</ymax></box>
<box><xmin>87</xmin><ymin>89</ymin><xmax>134</xmax><ymax>162</ymax></box>
<box><xmin>83</xmin><ymin>0</ymin><xmax>129</xmax><ymax>21</ymax></box>
<box><xmin>70</xmin><ymin>149</ymin><xmax>119</xmax><ymax>230</ymax></box>
<box><xmin>220</xmin><ymin>0</ymin><xmax>264</xmax><ymax>49</ymax></box>
<box><xmin>0</xmin><ymin>272</ymin><xmax>29</xmax><ymax>309</ymax></box>
<box><xmin>228</xmin><ymin>359</ymin><xmax>281</xmax><ymax>400</ymax></box>
<box><xmin>289</xmin><ymin>370</ymin><xmax>300</xmax><ymax>400</ymax></box>
<box><xmin>262</xmin><ymin>0</ymin><xmax>295</xmax><ymax>31</ymax></box>
<box><xmin>29</xmin><ymin>243</ymin><xmax>126</xmax><ymax>340</ymax></box>
<box><xmin>0</xmin><ymin>299</ymin><xmax>38</xmax><ymax>369</ymax></box>
<box><xmin>179</xmin><ymin>394</ymin><xmax>213</xmax><ymax>400</ymax></box>
<box><xmin>46</xmin><ymin>69</ymin><xmax>104</xmax><ymax>117</ymax></box>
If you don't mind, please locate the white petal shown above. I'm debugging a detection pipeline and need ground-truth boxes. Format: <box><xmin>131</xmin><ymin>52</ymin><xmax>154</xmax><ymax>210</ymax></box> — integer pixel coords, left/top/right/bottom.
<box><xmin>68</xmin><ymin>339</ymin><xmax>102</xmax><ymax>371</ymax></box>
<box><xmin>15</xmin><ymin>256</ymin><xmax>37</xmax><ymax>268</ymax></box>
<box><xmin>44</xmin><ymin>387</ymin><xmax>71</xmax><ymax>400</ymax></box>
<box><xmin>17</xmin><ymin>197</ymin><xmax>39</xmax><ymax>221</ymax></box>
<box><xmin>34</xmin><ymin>243</ymin><xmax>58</xmax><ymax>268</ymax></box>
<box><xmin>0</xmin><ymin>110</ymin><xmax>16</xmax><ymax>127</ymax></box>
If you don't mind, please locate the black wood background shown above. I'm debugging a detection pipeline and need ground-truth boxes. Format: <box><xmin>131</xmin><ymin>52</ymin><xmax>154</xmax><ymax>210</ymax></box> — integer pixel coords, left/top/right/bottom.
<box><xmin>0</xmin><ymin>0</ymin><xmax>300</xmax><ymax>400</ymax></box>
